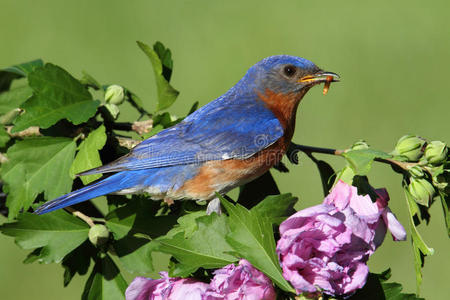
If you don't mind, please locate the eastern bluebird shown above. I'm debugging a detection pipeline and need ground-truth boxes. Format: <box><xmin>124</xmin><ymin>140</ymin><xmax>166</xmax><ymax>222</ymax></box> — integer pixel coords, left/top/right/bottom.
<box><xmin>34</xmin><ymin>55</ymin><xmax>339</xmax><ymax>215</ymax></box>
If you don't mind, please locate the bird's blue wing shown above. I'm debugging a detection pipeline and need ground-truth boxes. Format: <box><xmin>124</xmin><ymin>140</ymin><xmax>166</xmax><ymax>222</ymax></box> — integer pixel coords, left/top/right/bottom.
<box><xmin>80</xmin><ymin>95</ymin><xmax>284</xmax><ymax>176</ymax></box>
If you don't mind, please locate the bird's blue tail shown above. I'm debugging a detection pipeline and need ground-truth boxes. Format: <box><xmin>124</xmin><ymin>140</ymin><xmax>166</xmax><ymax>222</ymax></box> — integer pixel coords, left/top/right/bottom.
<box><xmin>34</xmin><ymin>172</ymin><xmax>134</xmax><ymax>215</ymax></box>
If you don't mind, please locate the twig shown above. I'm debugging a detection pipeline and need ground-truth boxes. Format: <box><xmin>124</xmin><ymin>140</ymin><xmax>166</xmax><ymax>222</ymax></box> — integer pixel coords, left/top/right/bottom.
<box><xmin>111</xmin><ymin>120</ymin><xmax>153</xmax><ymax>135</ymax></box>
<box><xmin>116</xmin><ymin>137</ymin><xmax>141</xmax><ymax>149</ymax></box>
<box><xmin>65</xmin><ymin>207</ymin><xmax>96</xmax><ymax>227</ymax></box>
<box><xmin>289</xmin><ymin>144</ymin><xmax>417</xmax><ymax>171</ymax></box>
<box><xmin>6</xmin><ymin>126</ymin><xmax>41</xmax><ymax>138</ymax></box>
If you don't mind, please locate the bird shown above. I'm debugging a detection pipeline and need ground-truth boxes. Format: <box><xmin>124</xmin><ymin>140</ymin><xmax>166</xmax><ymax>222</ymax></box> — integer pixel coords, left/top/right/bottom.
<box><xmin>34</xmin><ymin>55</ymin><xmax>339</xmax><ymax>215</ymax></box>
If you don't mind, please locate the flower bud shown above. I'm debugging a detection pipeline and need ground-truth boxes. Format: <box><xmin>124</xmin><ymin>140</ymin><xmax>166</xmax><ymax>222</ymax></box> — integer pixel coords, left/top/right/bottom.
<box><xmin>105</xmin><ymin>85</ymin><xmax>125</xmax><ymax>105</ymax></box>
<box><xmin>88</xmin><ymin>224</ymin><xmax>109</xmax><ymax>247</ymax></box>
<box><xmin>424</xmin><ymin>141</ymin><xmax>448</xmax><ymax>165</ymax></box>
<box><xmin>408</xmin><ymin>178</ymin><xmax>435</xmax><ymax>206</ymax></box>
<box><xmin>407</xmin><ymin>165</ymin><xmax>424</xmax><ymax>178</ymax></box>
<box><xmin>351</xmin><ymin>140</ymin><xmax>369</xmax><ymax>151</ymax></box>
<box><xmin>393</xmin><ymin>135</ymin><xmax>426</xmax><ymax>161</ymax></box>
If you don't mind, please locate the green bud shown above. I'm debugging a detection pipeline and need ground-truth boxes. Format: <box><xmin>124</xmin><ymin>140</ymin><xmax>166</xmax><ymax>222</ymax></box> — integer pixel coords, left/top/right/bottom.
<box><xmin>393</xmin><ymin>135</ymin><xmax>426</xmax><ymax>161</ymax></box>
<box><xmin>105</xmin><ymin>84</ymin><xmax>125</xmax><ymax>105</ymax></box>
<box><xmin>424</xmin><ymin>141</ymin><xmax>448</xmax><ymax>165</ymax></box>
<box><xmin>351</xmin><ymin>140</ymin><xmax>369</xmax><ymax>151</ymax></box>
<box><xmin>88</xmin><ymin>224</ymin><xmax>109</xmax><ymax>247</ymax></box>
<box><xmin>407</xmin><ymin>165</ymin><xmax>424</xmax><ymax>178</ymax></box>
<box><xmin>408</xmin><ymin>178</ymin><xmax>435</xmax><ymax>206</ymax></box>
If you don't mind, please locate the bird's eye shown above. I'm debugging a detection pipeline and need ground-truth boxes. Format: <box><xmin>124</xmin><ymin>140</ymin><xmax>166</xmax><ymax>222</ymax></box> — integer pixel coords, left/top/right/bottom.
<box><xmin>283</xmin><ymin>65</ymin><xmax>297</xmax><ymax>77</ymax></box>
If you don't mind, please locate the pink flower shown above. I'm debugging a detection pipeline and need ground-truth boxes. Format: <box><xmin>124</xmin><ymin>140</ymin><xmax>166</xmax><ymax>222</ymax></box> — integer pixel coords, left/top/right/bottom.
<box><xmin>126</xmin><ymin>272</ymin><xmax>209</xmax><ymax>300</ymax></box>
<box><xmin>205</xmin><ymin>259</ymin><xmax>276</xmax><ymax>300</ymax></box>
<box><xmin>276</xmin><ymin>180</ymin><xmax>406</xmax><ymax>296</ymax></box>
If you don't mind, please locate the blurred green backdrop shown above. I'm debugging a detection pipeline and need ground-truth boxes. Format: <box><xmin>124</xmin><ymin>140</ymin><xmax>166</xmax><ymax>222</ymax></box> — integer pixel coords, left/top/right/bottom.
<box><xmin>1</xmin><ymin>0</ymin><xmax>449</xmax><ymax>299</ymax></box>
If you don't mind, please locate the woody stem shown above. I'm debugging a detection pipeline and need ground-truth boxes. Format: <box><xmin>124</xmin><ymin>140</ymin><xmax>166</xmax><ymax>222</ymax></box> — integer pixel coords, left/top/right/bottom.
<box><xmin>290</xmin><ymin>144</ymin><xmax>416</xmax><ymax>171</ymax></box>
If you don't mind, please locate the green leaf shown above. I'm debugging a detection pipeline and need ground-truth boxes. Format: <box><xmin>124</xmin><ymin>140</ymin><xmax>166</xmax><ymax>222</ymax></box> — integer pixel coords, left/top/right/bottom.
<box><xmin>80</xmin><ymin>71</ymin><xmax>102</xmax><ymax>90</ymax></box>
<box><xmin>438</xmin><ymin>190</ymin><xmax>450</xmax><ymax>237</ymax></box>
<box><xmin>137</xmin><ymin>41</ymin><xmax>179</xmax><ymax>111</ymax></box>
<box><xmin>0</xmin><ymin>59</ymin><xmax>43</xmax><ymax>92</ymax></box>
<box><xmin>164</xmin><ymin>210</ymin><xmax>207</xmax><ymax>238</ymax></box>
<box><xmin>106</xmin><ymin>197</ymin><xmax>177</xmax><ymax>274</ymax></box>
<box><xmin>82</xmin><ymin>254</ymin><xmax>127</xmax><ymax>300</ymax></box>
<box><xmin>352</xmin><ymin>270</ymin><xmax>423</xmax><ymax>300</ymax></box>
<box><xmin>1</xmin><ymin>137</ymin><xmax>76</xmax><ymax>218</ymax></box>
<box><xmin>23</xmin><ymin>248</ymin><xmax>42</xmax><ymax>264</ymax></box>
<box><xmin>156</xmin><ymin>213</ymin><xmax>237</xmax><ymax>277</ymax></box>
<box><xmin>219</xmin><ymin>195</ymin><xmax>295</xmax><ymax>293</ymax></box>
<box><xmin>62</xmin><ymin>241</ymin><xmax>95</xmax><ymax>286</ymax></box>
<box><xmin>334</xmin><ymin>165</ymin><xmax>356</xmax><ymax>185</ymax></box>
<box><xmin>70</xmin><ymin>125</ymin><xmax>107</xmax><ymax>184</ymax></box>
<box><xmin>342</xmin><ymin>149</ymin><xmax>391</xmax><ymax>176</ymax></box>
<box><xmin>314</xmin><ymin>160</ymin><xmax>336</xmax><ymax>196</ymax></box>
<box><xmin>0</xmin><ymin>210</ymin><xmax>89</xmax><ymax>263</ymax></box>
<box><xmin>12</xmin><ymin>63</ymin><xmax>100</xmax><ymax>132</ymax></box>
<box><xmin>2</xmin><ymin>59</ymin><xmax>44</xmax><ymax>77</ymax></box>
<box><xmin>252</xmin><ymin>193</ymin><xmax>297</xmax><ymax>225</ymax></box>
<box><xmin>0</xmin><ymin>85</ymin><xmax>33</xmax><ymax>115</ymax></box>
<box><xmin>404</xmin><ymin>188</ymin><xmax>434</xmax><ymax>293</ymax></box>
<box><xmin>0</xmin><ymin>126</ymin><xmax>10</xmax><ymax>147</ymax></box>
<box><xmin>187</xmin><ymin>101</ymin><xmax>199</xmax><ymax>115</ymax></box>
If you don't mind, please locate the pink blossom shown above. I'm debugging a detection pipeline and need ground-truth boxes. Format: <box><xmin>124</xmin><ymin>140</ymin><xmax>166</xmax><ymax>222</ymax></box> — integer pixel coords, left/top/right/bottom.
<box><xmin>276</xmin><ymin>180</ymin><xmax>406</xmax><ymax>296</ymax></box>
<box><xmin>126</xmin><ymin>272</ymin><xmax>209</xmax><ymax>300</ymax></box>
<box><xmin>205</xmin><ymin>259</ymin><xmax>276</xmax><ymax>300</ymax></box>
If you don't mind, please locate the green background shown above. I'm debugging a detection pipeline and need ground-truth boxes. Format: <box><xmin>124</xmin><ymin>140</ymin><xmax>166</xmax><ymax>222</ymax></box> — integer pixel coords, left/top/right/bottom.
<box><xmin>1</xmin><ymin>0</ymin><xmax>449</xmax><ymax>299</ymax></box>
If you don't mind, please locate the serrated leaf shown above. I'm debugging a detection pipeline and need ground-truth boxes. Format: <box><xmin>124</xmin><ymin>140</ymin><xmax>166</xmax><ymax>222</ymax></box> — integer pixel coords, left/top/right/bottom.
<box><xmin>342</xmin><ymin>149</ymin><xmax>391</xmax><ymax>176</ymax></box>
<box><xmin>13</xmin><ymin>63</ymin><xmax>100</xmax><ymax>132</ymax></box>
<box><xmin>0</xmin><ymin>59</ymin><xmax>43</xmax><ymax>92</ymax></box>
<box><xmin>106</xmin><ymin>197</ymin><xmax>177</xmax><ymax>274</ymax></box>
<box><xmin>0</xmin><ymin>85</ymin><xmax>33</xmax><ymax>115</ymax></box>
<box><xmin>82</xmin><ymin>254</ymin><xmax>127</xmax><ymax>300</ymax></box>
<box><xmin>1</xmin><ymin>137</ymin><xmax>76</xmax><ymax>218</ymax></box>
<box><xmin>0</xmin><ymin>210</ymin><xmax>89</xmax><ymax>263</ymax></box>
<box><xmin>70</xmin><ymin>125</ymin><xmax>107</xmax><ymax>184</ymax></box>
<box><xmin>137</xmin><ymin>41</ymin><xmax>179</xmax><ymax>111</ymax></box>
<box><xmin>404</xmin><ymin>188</ymin><xmax>434</xmax><ymax>293</ymax></box>
<box><xmin>252</xmin><ymin>193</ymin><xmax>297</xmax><ymax>225</ymax></box>
<box><xmin>0</xmin><ymin>126</ymin><xmax>10</xmax><ymax>147</ymax></box>
<box><xmin>164</xmin><ymin>210</ymin><xmax>206</xmax><ymax>238</ymax></box>
<box><xmin>219</xmin><ymin>195</ymin><xmax>295</xmax><ymax>293</ymax></box>
<box><xmin>156</xmin><ymin>213</ymin><xmax>236</xmax><ymax>277</ymax></box>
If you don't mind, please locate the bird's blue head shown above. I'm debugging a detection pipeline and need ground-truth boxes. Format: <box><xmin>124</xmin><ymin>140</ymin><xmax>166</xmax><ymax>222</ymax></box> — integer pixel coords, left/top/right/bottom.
<box><xmin>234</xmin><ymin>55</ymin><xmax>339</xmax><ymax>97</ymax></box>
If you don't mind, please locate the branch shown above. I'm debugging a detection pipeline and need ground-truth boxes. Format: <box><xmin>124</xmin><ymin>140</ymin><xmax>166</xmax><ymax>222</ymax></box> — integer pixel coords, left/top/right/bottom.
<box><xmin>64</xmin><ymin>207</ymin><xmax>96</xmax><ymax>227</ymax></box>
<box><xmin>6</xmin><ymin>126</ymin><xmax>41</xmax><ymax>138</ymax></box>
<box><xmin>288</xmin><ymin>143</ymin><xmax>417</xmax><ymax>171</ymax></box>
<box><xmin>105</xmin><ymin>120</ymin><xmax>154</xmax><ymax>135</ymax></box>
